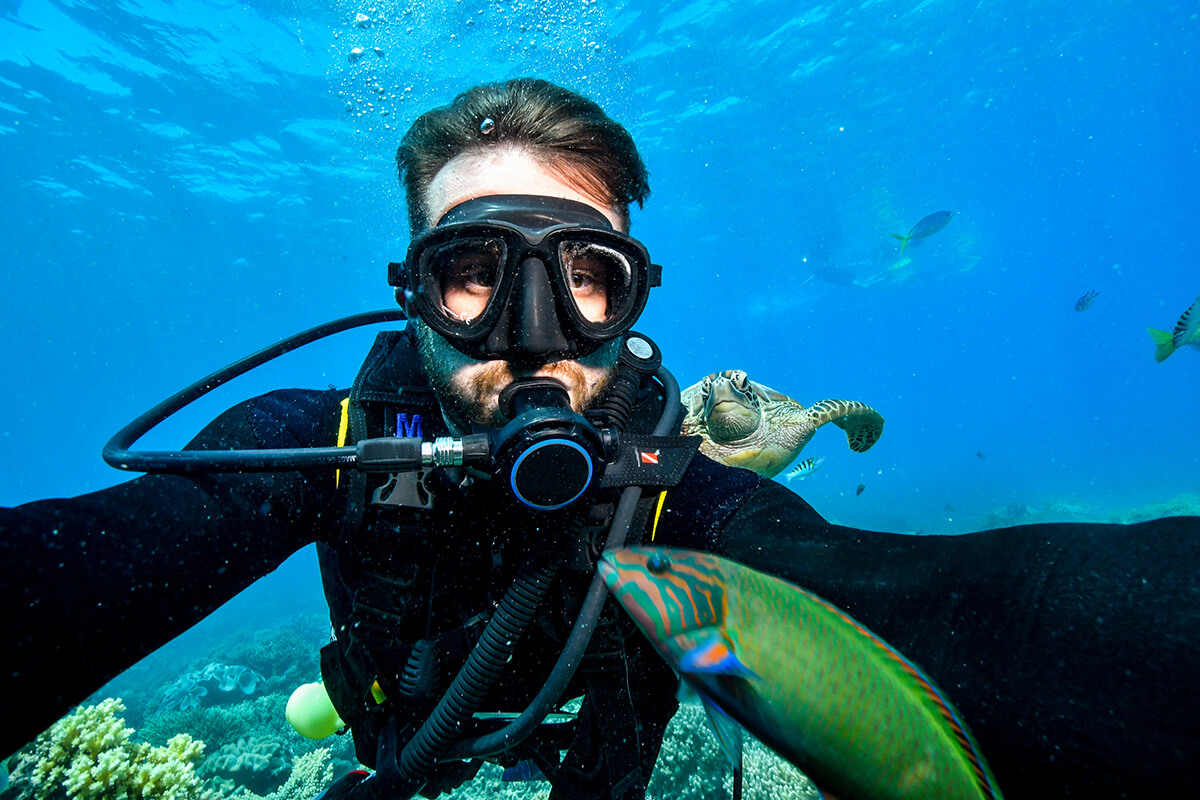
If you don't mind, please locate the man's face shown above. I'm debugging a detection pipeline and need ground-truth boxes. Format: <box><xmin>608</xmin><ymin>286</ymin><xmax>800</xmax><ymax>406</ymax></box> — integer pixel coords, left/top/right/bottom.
<box><xmin>414</xmin><ymin>147</ymin><xmax>626</xmax><ymax>432</ymax></box>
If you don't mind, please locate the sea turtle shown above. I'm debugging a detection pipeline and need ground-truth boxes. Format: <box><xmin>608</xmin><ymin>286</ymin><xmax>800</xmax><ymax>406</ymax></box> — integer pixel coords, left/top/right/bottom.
<box><xmin>681</xmin><ymin>369</ymin><xmax>885</xmax><ymax>478</ymax></box>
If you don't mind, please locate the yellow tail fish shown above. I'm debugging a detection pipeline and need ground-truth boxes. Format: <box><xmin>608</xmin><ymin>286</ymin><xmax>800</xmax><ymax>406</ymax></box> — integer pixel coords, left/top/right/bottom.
<box><xmin>1148</xmin><ymin>292</ymin><xmax>1200</xmax><ymax>362</ymax></box>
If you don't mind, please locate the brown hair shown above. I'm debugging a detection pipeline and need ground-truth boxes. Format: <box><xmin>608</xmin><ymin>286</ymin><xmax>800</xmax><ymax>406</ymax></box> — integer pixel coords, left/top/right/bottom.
<box><xmin>396</xmin><ymin>78</ymin><xmax>650</xmax><ymax>232</ymax></box>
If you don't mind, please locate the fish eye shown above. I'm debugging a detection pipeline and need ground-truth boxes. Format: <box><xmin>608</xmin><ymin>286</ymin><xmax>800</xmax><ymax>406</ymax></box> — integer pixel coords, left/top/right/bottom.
<box><xmin>646</xmin><ymin>553</ymin><xmax>671</xmax><ymax>574</ymax></box>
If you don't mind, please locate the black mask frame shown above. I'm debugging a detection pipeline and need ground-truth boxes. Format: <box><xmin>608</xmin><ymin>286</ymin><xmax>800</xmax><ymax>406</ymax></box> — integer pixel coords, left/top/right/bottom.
<box><xmin>388</xmin><ymin>195</ymin><xmax>661</xmax><ymax>364</ymax></box>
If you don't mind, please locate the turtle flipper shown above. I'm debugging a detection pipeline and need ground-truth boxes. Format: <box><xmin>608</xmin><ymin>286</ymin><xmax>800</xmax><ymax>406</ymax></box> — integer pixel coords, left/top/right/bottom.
<box><xmin>807</xmin><ymin>399</ymin><xmax>885</xmax><ymax>453</ymax></box>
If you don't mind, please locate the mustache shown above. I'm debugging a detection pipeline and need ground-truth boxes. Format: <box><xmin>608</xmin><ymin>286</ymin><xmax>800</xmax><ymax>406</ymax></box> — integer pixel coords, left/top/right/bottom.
<box><xmin>416</xmin><ymin>320</ymin><xmax>619</xmax><ymax>429</ymax></box>
<box><xmin>473</xmin><ymin>360</ymin><xmax>590</xmax><ymax>393</ymax></box>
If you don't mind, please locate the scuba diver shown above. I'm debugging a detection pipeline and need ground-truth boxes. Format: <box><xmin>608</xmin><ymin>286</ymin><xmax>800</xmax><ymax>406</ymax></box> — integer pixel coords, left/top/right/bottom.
<box><xmin>1</xmin><ymin>78</ymin><xmax>1198</xmax><ymax>799</ymax></box>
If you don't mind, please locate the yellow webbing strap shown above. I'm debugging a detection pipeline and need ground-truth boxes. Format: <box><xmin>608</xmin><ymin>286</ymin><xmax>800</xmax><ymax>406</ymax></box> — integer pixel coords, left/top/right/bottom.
<box><xmin>650</xmin><ymin>490</ymin><xmax>668</xmax><ymax>542</ymax></box>
<box><xmin>335</xmin><ymin>397</ymin><xmax>350</xmax><ymax>489</ymax></box>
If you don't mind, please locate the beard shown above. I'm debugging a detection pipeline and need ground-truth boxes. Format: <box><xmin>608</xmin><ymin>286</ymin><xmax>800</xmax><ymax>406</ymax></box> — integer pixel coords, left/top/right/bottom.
<box><xmin>414</xmin><ymin>320</ymin><xmax>622</xmax><ymax>432</ymax></box>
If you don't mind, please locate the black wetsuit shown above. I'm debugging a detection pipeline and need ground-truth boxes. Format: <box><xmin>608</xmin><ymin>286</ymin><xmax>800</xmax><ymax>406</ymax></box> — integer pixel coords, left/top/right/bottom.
<box><xmin>3</xmin><ymin>341</ymin><xmax>1198</xmax><ymax>798</ymax></box>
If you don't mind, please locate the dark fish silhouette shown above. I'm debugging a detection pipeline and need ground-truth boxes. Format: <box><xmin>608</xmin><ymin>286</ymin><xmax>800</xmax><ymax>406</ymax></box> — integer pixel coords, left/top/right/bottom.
<box><xmin>1075</xmin><ymin>290</ymin><xmax>1098</xmax><ymax>312</ymax></box>
<box><xmin>889</xmin><ymin>210</ymin><xmax>954</xmax><ymax>253</ymax></box>
<box><xmin>976</xmin><ymin>451</ymin><xmax>986</xmax><ymax>459</ymax></box>
<box><xmin>856</xmin><ymin>484</ymin><xmax>866</xmax><ymax>497</ymax></box>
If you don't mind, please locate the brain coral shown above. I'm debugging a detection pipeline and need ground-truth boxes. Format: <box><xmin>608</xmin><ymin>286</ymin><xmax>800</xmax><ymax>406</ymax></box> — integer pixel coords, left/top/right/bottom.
<box><xmin>158</xmin><ymin>663</ymin><xmax>268</xmax><ymax>713</ymax></box>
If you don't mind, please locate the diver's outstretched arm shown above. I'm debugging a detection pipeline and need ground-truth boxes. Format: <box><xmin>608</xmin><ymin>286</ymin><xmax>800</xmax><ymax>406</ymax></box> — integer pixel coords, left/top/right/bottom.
<box><xmin>0</xmin><ymin>388</ymin><xmax>343</xmax><ymax>758</ymax></box>
<box><xmin>716</xmin><ymin>480</ymin><xmax>1200</xmax><ymax>798</ymax></box>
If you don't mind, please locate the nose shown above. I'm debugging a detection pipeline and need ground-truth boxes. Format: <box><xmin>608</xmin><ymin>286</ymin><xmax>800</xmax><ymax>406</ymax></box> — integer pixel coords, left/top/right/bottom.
<box><xmin>484</xmin><ymin>257</ymin><xmax>573</xmax><ymax>363</ymax></box>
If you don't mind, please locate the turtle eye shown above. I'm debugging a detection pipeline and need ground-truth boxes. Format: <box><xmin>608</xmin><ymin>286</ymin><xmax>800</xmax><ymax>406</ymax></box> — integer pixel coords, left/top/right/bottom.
<box><xmin>701</xmin><ymin>376</ymin><xmax>712</xmax><ymax>396</ymax></box>
<box><xmin>733</xmin><ymin>371</ymin><xmax>749</xmax><ymax>391</ymax></box>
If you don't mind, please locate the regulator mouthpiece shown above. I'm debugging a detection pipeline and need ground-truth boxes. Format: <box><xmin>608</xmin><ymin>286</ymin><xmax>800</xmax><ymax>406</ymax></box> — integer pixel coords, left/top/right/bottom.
<box><xmin>492</xmin><ymin>378</ymin><xmax>607</xmax><ymax>511</ymax></box>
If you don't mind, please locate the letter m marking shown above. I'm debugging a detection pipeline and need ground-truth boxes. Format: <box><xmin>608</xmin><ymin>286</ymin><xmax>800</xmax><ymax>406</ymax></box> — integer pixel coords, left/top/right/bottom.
<box><xmin>396</xmin><ymin>413</ymin><xmax>423</xmax><ymax>439</ymax></box>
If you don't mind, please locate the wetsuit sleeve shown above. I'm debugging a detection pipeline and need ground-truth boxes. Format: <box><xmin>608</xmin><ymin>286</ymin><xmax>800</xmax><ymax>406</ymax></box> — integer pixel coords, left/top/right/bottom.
<box><xmin>0</xmin><ymin>389</ymin><xmax>345</xmax><ymax>758</ymax></box>
<box><xmin>716</xmin><ymin>479</ymin><xmax>1200</xmax><ymax>798</ymax></box>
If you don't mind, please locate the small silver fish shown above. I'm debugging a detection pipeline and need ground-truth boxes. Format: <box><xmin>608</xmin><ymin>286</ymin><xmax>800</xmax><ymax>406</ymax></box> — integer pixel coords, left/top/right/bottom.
<box><xmin>1148</xmin><ymin>292</ymin><xmax>1200</xmax><ymax>363</ymax></box>
<box><xmin>786</xmin><ymin>456</ymin><xmax>825</xmax><ymax>482</ymax></box>
<box><xmin>1075</xmin><ymin>289</ymin><xmax>1098</xmax><ymax>312</ymax></box>
<box><xmin>889</xmin><ymin>210</ymin><xmax>954</xmax><ymax>253</ymax></box>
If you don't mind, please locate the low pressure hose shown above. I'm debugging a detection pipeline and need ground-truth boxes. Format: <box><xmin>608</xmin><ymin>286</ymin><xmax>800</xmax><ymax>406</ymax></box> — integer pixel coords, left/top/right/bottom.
<box><xmin>593</xmin><ymin>334</ymin><xmax>663</xmax><ymax>430</ymax></box>
<box><xmin>447</xmin><ymin>364</ymin><xmax>684</xmax><ymax>760</ymax></box>
<box><xmin>382</xmin><ymin>541</ymin><xmax>569</xmax><ymax>797</ymax></box>
<box><xmin>448</xmin><ymin>482</ymin><xmax>642</xmax><ymax>760</ymax></box>
<box><xmin>380</xmin><ymin>363</ymin><xmax>684</xmax><ymax>792</ymax></box>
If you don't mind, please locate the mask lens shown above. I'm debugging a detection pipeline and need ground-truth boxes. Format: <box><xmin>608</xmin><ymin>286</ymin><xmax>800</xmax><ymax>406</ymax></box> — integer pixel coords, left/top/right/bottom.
<box><xmin>424</xmin><ymin>236</ymin><xmax>506</xmax><ymax>325</ymax></box>
<box><xmin>559</xmin><ymin>240</ymin><xmax>635</xmax><ymax>324</ymax></box>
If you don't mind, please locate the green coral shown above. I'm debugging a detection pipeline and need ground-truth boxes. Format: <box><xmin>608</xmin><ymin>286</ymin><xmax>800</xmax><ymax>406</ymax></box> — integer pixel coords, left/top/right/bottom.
<box><xmin>21</xmin><ymin>698</ymin><xmax>212</xmax><ymax>800</ymax></box>
<box><xmin>218</xmin><ymin>615</ymin><xmax>325</xmax><ymax>690</ymax></box>
<box><xmin>141</xmin><ymin>694</ymin><xmax>284</xmax><ymax>755</ymax></box>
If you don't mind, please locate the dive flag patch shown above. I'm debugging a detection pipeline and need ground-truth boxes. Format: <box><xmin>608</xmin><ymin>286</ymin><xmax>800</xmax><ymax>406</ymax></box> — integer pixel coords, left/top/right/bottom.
<box><xmin>640</xmin><ymin>450</ymin><xmax>660</xmax><ymax>465</ymax></box>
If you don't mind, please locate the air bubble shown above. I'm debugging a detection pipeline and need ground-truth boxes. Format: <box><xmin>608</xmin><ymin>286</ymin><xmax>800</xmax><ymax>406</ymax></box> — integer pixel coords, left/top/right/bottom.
<box><xmin>480</xmin><ymin>117</ymin><xmax>496</xmax><ymax>134</ymax></box>
<box><xmin>348</xmin><ymin>47</ymin><xmax>364</xmax><ymax>62</ymax></box>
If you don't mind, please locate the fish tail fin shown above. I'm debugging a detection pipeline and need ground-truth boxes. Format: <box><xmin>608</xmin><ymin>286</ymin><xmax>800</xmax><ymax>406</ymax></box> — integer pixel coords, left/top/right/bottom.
<box><xmin>889</xmin><ymin>233</ymin><xmax>909</xmax><ymax>253</ymax></box>
<box><xmin>1148</xmin><ymin>327</ymin><xmax>1177</xmax><ymax>363</ymax></box>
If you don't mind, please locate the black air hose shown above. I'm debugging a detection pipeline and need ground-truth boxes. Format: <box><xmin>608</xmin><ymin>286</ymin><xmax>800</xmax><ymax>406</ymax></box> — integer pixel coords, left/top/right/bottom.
<box><xmin>448</xmin><ymin>364</ymin><xmax>684</xmax><ymax>761</ymax></box>
<box><xmin>386</xmin><ymin>542</ymin><xmax>568</xmax><ymax>796</ymax></box>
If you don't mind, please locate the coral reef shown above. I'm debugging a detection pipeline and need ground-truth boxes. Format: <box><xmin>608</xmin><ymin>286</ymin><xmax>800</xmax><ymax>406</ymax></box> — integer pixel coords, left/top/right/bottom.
<box><xmin>647</xmin><ymin>702</ymin><xmax>818</xmax><ymax>800</ymax></box>
<box><xmin>979</xmin><ymin>492</ymin><xmax>1200</xmax><ymax>530</ymax></box>
<box><xmin>229</xmin><ymin>748</ymin><xmax>335</xmax><ymax>800</ymax></box>
<box><xmin>158</xmin><ymin>664</ymin><xmax>268</xmax><ymax>714</ymax></box>
<box><xmin>18</xmin><ymin>698</ymin><xmax>212</xmax><ymax>800</ymax></box>
<box><xmin>217</xmin><ymin>614</ymin><xmax>326</xmax><ymax>692</ymax></box>
<box><xmin>142</xmin><ymin>695</ymin><xmax>284</xmax><ymax>760</ymax></box>
<box><xmin>199</xmin><ymin>734</ymin><xmax>291</xmax><ymax>796</ymax></box>
<box><xmin>1112</xmin><ymin>493</ymin><xmax>1200</xmax><ymax>524</ymax></box>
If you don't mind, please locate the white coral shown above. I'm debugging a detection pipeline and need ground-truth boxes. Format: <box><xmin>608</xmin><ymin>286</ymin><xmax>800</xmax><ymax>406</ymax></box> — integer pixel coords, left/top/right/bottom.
<box><xmin>21</xmin><ymin>697</ymin><xmax>212</xmax><ymax>800</ymax></box>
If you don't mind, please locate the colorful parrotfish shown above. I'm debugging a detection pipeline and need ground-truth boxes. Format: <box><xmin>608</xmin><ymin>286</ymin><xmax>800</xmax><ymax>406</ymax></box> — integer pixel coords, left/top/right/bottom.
<box><xmin>598</xmin><ymin>546</ymin><xmax>1003</xmax><ymax>800</ymax></box>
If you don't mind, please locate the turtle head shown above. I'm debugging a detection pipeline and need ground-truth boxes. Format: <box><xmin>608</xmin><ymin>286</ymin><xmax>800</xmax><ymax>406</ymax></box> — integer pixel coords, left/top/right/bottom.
<box><xmin>701</xmin><ymin>370</ymin><xmax>762</xmax><ymax>443</ymax></box>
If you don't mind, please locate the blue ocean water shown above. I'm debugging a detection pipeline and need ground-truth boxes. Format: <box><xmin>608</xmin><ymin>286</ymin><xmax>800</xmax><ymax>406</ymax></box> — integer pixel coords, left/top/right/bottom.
<box><xmin>1</xmin><ymin>0</ymin><xmax>1197</xmax><ymax>780</ymax></box>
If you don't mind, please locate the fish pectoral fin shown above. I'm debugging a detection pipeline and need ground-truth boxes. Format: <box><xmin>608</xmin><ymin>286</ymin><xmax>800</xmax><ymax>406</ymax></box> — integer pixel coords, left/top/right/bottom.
<box><xmin>676</xmin><ymin>631</ymin><xmax>756</xmax><ymax>679</ymax></box>
<box><xmin>700</xmin><ymin>694</ymin><xmax>745</xmax><ymax>771</ymax></box>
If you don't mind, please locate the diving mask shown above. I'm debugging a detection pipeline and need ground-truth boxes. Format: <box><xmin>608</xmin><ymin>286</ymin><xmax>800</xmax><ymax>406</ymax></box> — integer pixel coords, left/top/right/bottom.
<box><xmin>388</xmin><ymin>195</ymin><xmax>661</xmax><ymax>363</ymax></box>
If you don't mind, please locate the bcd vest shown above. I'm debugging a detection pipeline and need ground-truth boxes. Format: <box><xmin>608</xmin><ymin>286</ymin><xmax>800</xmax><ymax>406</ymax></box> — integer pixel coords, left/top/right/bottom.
<box><xmin>317</xmin><ymin>328</ymin><xmax>741</xmax><ymax>799</ymax></box>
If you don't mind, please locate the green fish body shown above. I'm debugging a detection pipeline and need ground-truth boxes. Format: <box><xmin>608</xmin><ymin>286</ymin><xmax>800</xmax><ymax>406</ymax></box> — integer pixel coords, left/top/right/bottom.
<box><xmin>598</xmin><ymin>546</ymin><xmax>1002</xmax><ymax>800</ymax></box>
